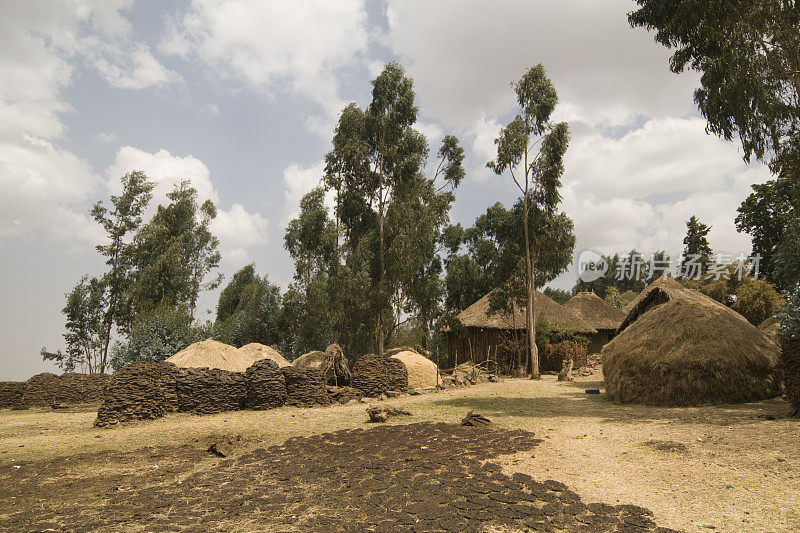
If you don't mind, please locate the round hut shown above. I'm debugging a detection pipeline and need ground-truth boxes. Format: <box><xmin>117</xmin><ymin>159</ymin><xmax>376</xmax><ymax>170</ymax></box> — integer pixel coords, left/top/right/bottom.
<box><xmin>563</xmin><ymin>291</ymin><xmax>626</xmax><ymax>353</ymax></box>
<box><xmin>239</xmin><ymin>343</ymin><xmax>291</xmax><ymax>368</ymax></box>
<box><xmin>602</xmin><ymin>276</ymin><xmax>782</xmax><ymax>406</ymax></box>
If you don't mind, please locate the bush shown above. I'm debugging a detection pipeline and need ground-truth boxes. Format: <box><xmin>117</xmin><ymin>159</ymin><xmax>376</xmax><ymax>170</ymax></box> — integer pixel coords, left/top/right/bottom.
<box><xmin>535</xmin><ymin>319</ymin><xmax>589</xmax><ymax>352</ymax></box>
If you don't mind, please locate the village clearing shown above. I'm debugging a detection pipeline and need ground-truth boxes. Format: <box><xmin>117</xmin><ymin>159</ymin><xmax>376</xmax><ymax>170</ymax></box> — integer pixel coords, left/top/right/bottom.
<box><xmin>0</xmin><ymin>372</ymin><xmax>798</xmax><ymax>532</ymax></box>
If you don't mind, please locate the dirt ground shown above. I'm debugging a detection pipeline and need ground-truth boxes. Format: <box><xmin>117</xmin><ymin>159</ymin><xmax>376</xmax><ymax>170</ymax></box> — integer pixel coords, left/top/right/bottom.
<box><xmin>0</xmin><ymin>371</ymin><xmax>798</xmax><ymax>532</ymax></box>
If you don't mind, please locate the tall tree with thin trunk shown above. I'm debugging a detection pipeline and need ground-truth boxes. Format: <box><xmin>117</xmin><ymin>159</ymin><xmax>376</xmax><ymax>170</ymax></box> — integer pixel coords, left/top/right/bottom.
<box><xmin>487</xmin><ymin>64</ymin><xmax>569</xmax><ymax>378</ymax></box>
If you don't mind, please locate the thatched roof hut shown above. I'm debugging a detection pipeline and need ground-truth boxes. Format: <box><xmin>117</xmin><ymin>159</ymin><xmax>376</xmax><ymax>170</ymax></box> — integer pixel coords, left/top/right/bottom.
<box><xmin>238</xmin><ymin>343</ymin><xmax>291</xmax><ymax>368</ymax></box>
<box><xmin>446</xmin><ymin>290</ymin><xmax>595</xmax><ymax>371</ymax></box>
<box><xmin>292</xmin><ymin>343</ymin><xmax>351</xmax><ymax>386</ymax></box>
<box><xmin>602</xmin><ymin>277</ymin><xmax>782</xmax><ymax>406</ymax></box>
<box><xmin>166</xmin><ymin>339</ymin><xmax>263</xmax><ymax>373</ymax></box>
<box><xmin>564</xmin><ymin>291</ymin><xmax>627</xmax><ymax>353</ymax></box>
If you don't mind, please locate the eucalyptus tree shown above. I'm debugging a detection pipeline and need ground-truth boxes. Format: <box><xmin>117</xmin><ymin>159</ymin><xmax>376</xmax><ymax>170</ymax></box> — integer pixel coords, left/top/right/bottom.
<box><xmin>487</xmin><ymin>64</ymin><xmax>570</xmax><ymax>378</ymax></box>
<box><xmin>680</xmin><ymin>216</ymin><xmax>713</xmax><ymax>279</ymax></box>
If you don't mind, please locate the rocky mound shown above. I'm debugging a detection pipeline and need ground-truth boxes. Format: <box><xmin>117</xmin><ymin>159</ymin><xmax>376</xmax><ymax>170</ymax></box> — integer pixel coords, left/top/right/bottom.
<box><xmin>95</xmin><ymin>362</ymin><xmax>179</xmax><ymax>427</ymax></box>
<box><xmin>281</xmin><ymin>367</ymin><xmax>330</xmax><ymax>407</ymax></box>
<box><xmin>245</xmin><ymin>359</ymin><xmax>287</xmax><ymax>410</ymax></box>
<box><xmin>176</xmin><ymin>368</ymin><xmax>247</xmax><ymax>414</ymax></box>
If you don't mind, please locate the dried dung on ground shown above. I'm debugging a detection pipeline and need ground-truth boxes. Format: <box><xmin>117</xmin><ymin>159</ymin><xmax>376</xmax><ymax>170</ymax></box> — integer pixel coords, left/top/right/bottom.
<box><xmin>238</xmin><ymin>343</ymin><xmax>291</xmax><ymax>368</ymax></box>
<box><xmin>21</xmin><ymin>373</ymin><xmax>60</xmax><ymax>406</ymax></box>
<box><xmin>603</xmin><ymin>277</ymin><xmax>782</xmax><ymax>406</ymax></box>
<box><xmin>0</xmin><ymin>422</ymin><xmax>674</xmax><ymax>532</ymax></box>
<box><xmin>292</xmin><ymin>343</ymin><xmax>351</xmax><ymax>386</ymax></box>
<box><xmin>95</xmin><ymin>362</ymin><xmax>179</xmax><ymax>427</ymax></box>
<box><xmin>390</xmin><ymin>350</ymin><xmax>437</xmax><ymax>389</ymax></box>
<box><xmin>281</xmin><ymin>367</ymin><xmax>330</xmax><ymax>407</ymax></box>
<box><xmin>176</xmin><ymin>368</ymin><xmax>247</xmax><ymax>414</ymax></box>
<box><xmin>167</xmin><ymin>338</ymin><xmax>261</xmax><ymax>373</ymax></box>
<box><xmin>782</xmin><ymin>339</ymin><xmax>800</xmax><ymax>417</ymax></box>
<box><xmin>0</xmin><ymin>381</ymin><xmax>24</xmax><ymax>408</ymax></box>
<box><xmin>351</xmin><ymin>354</ymin><xmax>391</xmax><ymax>397</ymax></box>
<box><xmin>245</xmin><ymin>359</ymin><xmax>287</xmax><ymax>410</ymax></box>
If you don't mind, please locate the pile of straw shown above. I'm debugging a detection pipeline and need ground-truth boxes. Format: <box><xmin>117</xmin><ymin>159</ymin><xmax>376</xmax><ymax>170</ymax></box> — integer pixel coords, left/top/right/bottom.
<box><xmin>389</xmin><ymin>350</ymin><xmax>438</xmax><ymax>389</ymax></box>
<box><xmin>166</xmin><ymin>339</ymin><xmax>263</xmax><ymax>373</ymax></box>
<box><xmin>759</xmin><ymin>317</ymin><xmax>780</xmax><ymax>339</ymax></box>
<box><xmin>238</xmin><ymin>343</ymin><xmax>291</xmax><ymax>368</ymax></box>
<box><xmin>292</xmin><ymin>343</ymin><xmax>351</xmax><ymax>386</ymax></box>
<box><xmin>603</xmin><ymin>279</ymin><xmax>782</xmax><ymax>406</ymax></box>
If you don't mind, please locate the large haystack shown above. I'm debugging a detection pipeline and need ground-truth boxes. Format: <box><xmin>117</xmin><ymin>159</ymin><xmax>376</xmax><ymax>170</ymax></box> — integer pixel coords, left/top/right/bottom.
<box><xmin>166</xmin><ymin>339</ymin><xmax>262</xmax><ymax>373</ymax></box>
<box><xmin>603</xmin><ymin>281</ymin><xmax>782</xmax><ymax>407</ymax></box>
<box><xmin>390</xmin><ymin>350</ymin><xmax>438</xmax><ymax>389</ymax></box>
<box><xmin>292</xmin><ymin>343</ymin><xmax>351</xmax><ymax>385</ymax></box>
<box><xmin>239</xmin><ymin>343</ymin><xmax>291</xmax><ymax>368</ymax></box>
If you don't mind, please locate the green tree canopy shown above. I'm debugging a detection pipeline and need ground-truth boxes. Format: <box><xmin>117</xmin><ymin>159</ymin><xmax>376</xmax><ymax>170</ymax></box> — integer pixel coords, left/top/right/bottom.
<box><xmin>680</xmin><ymin>215</ymin><xmax>713</xmax><ymax>279</ymax></box>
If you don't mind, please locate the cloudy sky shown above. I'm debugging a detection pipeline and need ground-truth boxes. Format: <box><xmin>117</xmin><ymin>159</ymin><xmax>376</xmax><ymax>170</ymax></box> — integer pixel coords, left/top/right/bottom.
<box><xmin>0</xmin><ymin>0</ymin><xmax>768</xmax><ymax>379</ymax></box>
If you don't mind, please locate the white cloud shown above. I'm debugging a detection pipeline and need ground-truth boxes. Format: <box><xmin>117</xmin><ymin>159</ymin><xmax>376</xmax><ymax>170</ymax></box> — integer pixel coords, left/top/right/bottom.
<box><xmin>465</xmin><ymin>114</ymin><xmax>502</xmax><ymax>183</ymax></box>
<box><xmin>282</xmin><ymin>160</ymin><xmax>327</xmax><ymax>221</ymax></box>
<box><xmin>107</xmin><ymin>147</ymin><xmax>268</xmax><ymax>265</ymax></box>
<box><xmin>94</xmin><ymin>131</ymin><xmax>117</xmax><ymax>144</ymax></box>
<box><xmin>385</xmin><ymin>0</ymin><xmax>699</xmax><ymax>129</ymax></box>
<box><xmin>162</xmin><ymin>0</ymin><xmax>369</xmax><ymax>134</ymax></box>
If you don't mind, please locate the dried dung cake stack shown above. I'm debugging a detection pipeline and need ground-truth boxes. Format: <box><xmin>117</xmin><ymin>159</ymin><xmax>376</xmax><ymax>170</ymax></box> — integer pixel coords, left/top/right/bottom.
<box><xmin>281</xmin><ymin>367</ymin><xmax>330</xmax><ymax>407</ymax></box>
<box><xmin>0</xmin><ymin>382</ymin><xmax>24</xmax><ymax>408</ymax></box>
<box><xmin>57</xmin><ymin>373</ymin><xmax>92</xmax><ymax>404</ymax></box>
<box><xmin>292</xmin><ymin>343</ymin><xmax>352</xmax><ymax>386</ymax></box>
<box><xmin>385</xmin><ymin>358</ymin><xmax>408</xmax><ymax>391</ymax></box>
<box><xmin>22</xmin><ymin>373</ymin><xmax>60</xmax><ymax>406</ymax></box>
<box><xmin>176</xmin><ymin>368</ymin><xmax>247</xmax><ymax>414</ymax></box>
<box><xmin>94</xmin><ymin>362</ymin><xmax>178</xmax><ymax>427</ymax></box>
<box><xmin>782</xmin><ymin>339</ymin><xmax>800</xmax><ymax>417</ymax></box>
<box><xmin>541</xmin><ymin>342</ymin><xmax>588</xmax><ymax>373</ymax></box>
<box><xmin>238</xmin><ymin>343</ymin><xmax>291</xmax><ymax>368</ymax></box>
<box><xmin>351</xmin><ymin>355</ymin><xmax>391</xmax><ymax>397</ymax></box>
<box><xmin>389</xmin><ymin>350</ymin><xmax>438</xmax><ymax>389</ymax></box>
<box><xmin>82</xmin><ymin>373</ymin><xmax>111</xmax><ymax>403</ymax></box>
<box><xmin>245</xmin><ymin>359</ymin><xmax>287</xmax><ymax>409</ymax></box>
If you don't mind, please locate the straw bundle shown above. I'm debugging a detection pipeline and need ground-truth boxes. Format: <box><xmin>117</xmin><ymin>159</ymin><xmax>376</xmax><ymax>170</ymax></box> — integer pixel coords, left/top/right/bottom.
<box><xmin>603</xmin><ymin>287</ymin><xmax>782</xmax><ymax>406</ymax></box>
<box><xmin>292</xmin><ymin>343</ymin><xmax>352</xmax><ymax>385</ymax></box>
<box><xmin>166</xmin><ymin>338</ymin><xmax>262</xmax><ymax>373</ymax></box>
<box><xmin>238</xmin><ymin>343</ymin><xmax>291</xmax><ymax>368</ymax></box>
<box><xmin>390</xmin><ymin>350</ymin><xmax>438</xmax><ymax>389</ymax></box>
<box><xmin>782</xmin><ymin>339</ymin><xmax>800</xmax><ymax>417</ymax></box>
<box><xmin>759</xmin><ymin>317</ymin><xmax>780</xmax><ymax>339</ymax></box>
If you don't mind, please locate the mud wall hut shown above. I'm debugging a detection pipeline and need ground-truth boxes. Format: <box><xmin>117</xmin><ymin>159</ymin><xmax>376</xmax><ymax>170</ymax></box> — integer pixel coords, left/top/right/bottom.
<box><xmin>445</xmin><ymin>290</ymin><xmax>595</xmax><ymax>372</ymax></box>
<box><xmin>563</xmin><ymin>291</ymin><xmax>626</xmax><ymax>353</ymax></box>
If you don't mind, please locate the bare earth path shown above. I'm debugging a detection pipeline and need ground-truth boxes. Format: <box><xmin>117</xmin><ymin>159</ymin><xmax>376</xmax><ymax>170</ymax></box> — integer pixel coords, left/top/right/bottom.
<box><xmin>0</xmin><ymin>371</ymin><xmax>797</xmax><ymax>531</ymax></box>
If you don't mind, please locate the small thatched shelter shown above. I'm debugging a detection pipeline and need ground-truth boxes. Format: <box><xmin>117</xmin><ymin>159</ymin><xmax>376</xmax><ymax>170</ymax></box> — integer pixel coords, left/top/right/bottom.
<box><xmin>564</xmin><ymin>291</ymin><xmax>626</xmax><ymax>353</ymax></box>
<box><xmin>602</xmin><ymin>276</ymin><xmax>782</xmax><ymax>406</ymax></box>
<box><xmin>292</xmin><ymin>343</ymin><xmax>351</xmax><ymax>386</ymax></box>
<box><xmin>239</xmin><ymin>343</ymin><xmax>291</xmax><ymax>368</ymax></box>
<box><xmin>446</xmin><ymin>290</ymin><xmax>595</xmax><ymax>371</ymax></box>
<box><xmin>166</xmin><ymin>339</ymin><xmax>263</xmax><ymax>373</ymax></box>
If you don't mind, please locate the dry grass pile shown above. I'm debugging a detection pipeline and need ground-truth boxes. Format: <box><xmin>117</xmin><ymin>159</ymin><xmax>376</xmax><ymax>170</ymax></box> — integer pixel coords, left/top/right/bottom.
<box><xmin>21</xmin><ymin>373</ymin><xmax>60</xmax><ymax>406</ymax></box>
<box><xmin>782</xmin><ymin>339</ymin><xmax>800</xmax><ymax>417</ymax></box>
<box><xmin>176</xmin><ymin>368</ymin><xmax>247</xmax><ymax>414</ymax></box>
<box><xmin>541</xmin><ymin>342</ymin><xmax>588</xmax><ymax>373</ymax></box>
<box><xmin>245</xmin><ymin>359</ymin><xmax>287</xmax><ymax>410</ymax></box>
<box><xmin>166</xmin><ymin>338</ymin><xmax>262</xmax><ymax>373</ymax></box>
<box><xmin>281</xmin><ymin>367</ymin><xmax>331</xmax><ymax>407</ymax></box>
<box><xmin>603</xmin><ymin>282</ymin><xmax>782</xmax><ymax>406</ymax></box>
<box><xmin>564</xmin><ymin>291</ymin><xmax>626</xmax><ymax>331</ymax></box>
<box><xmin>238</xmin><ymin>343</ymin><xmax>291</xmax><ymax>368</ymax></box>
<box><xmin>0</xmin><ymin>382</ymin><xmax>24</xmax><ymax>408</ymax></box>
<box><xmin>292</xmin><ymin>343</ymin><xmax>351</xmax><ymax>386</ymax></box>
<box><xmin>760</xmin><ymin>317</ymin><xmax>780</xmax><ymax>339</ymax></box>
<box><xmin>390</xmin><ymin>350</ymin><xmax>438</xmax><ymax>389</ymax></box>
<box><xmin>95</xmin><ymin>362</ymin><xmax>179</xmax><ymax>427</ymax></box>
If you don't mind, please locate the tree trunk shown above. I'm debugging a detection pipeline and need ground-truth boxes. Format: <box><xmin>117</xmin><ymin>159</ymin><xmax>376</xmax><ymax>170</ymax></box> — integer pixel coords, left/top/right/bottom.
<box><xmin>377</xmin><ymin>153</ymin><xmax>386</xmax><ymax>358</ymax></box>
<box><xmin>523</xmin><ymin>195</ymin><xmax>539</xmax><ymax>379</ymax></box>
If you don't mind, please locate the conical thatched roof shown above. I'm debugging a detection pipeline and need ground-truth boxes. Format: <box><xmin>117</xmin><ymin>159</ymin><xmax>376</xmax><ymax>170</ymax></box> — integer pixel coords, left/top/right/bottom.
<box><xmin>602</xmin><ymin>280</ymin><xmax>782</xmax><ymax>406</ymax></box>
<box><xmin>564</xmin><ymin>291</ymin><xmax>626</xmax><ymax>331</ymax></box>
<box><xmin>454</xmin><ymin>290</ymin><xmax>595</xmax><ymax>333</ymax></box>
<box><xmin>166</xmin><ymin>339</ymin><xmax>263</xmax><ymax>373</ymax></box>
<box><xmin>238</xmin><ymin>343</ymin><xmax>291</xmax><ymax>368</ymax></box>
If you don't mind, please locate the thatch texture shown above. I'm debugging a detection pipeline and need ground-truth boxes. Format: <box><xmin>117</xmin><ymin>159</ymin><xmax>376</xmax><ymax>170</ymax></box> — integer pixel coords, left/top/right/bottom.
<box><xmin>95</xmin><ymin>362</ymin><xmax>178</xmax><ymax>427</ymax></box>
<box><xmin>603</xmin><ymin>288</ymin><xmax>782</xmax><ymax>406</ymax></box>
<box><xmin>782</xmin><ymin>339</ymin><xmax>800</xmax><ymax>417</ymax></box>
<box><xmin>759</xmin><ymin>317</ymin><xmax>780</xmax><ymax>339</ymax></box>
<box><xmin>564</xmin><ymin>292</ymin><xmax>626</xmax><ymax>331</ymax></box>
<box><xmin>292</xmin><ymin>343</ymin><xmax>351</xmax><ymax>386</ymax></box>
<box><xmin>454</xmin><ymin>290</ymin><xmax>596</xmax><ymax>333</ymax></box>
<box><xmin>166</xmin><ymin>339</ymin><xmax>262</xmax><ymax>373</ymax></box>
<box><xmin>176</xmin><ymin>368</ymin><xmax>247</xmax><ymax>414</ymax></box>
<box><xmin>0</xmin><ymin>382</ymin><xmax>24</xmax><ymax>408</ymax></box>
<box><xmin>245</xmin><ymin>359</ymin><xmax>287</xmax><ymax>410</ymax></box>
<box><xmin>281</xmin><ymin>367</ymin><xmax>331</xmax><ymax>407</ymax></box>
<box><xmin>238</xmin><ymin>343</ymin><xmax>291</xmax><ymax>368</ymax></box>
<box><xmin>390</xmin><ymin>350</ymin><xmax>438</xmax><ymax>389</ymax></box>
<box><xmin>541</xmin><ymin>342</ymin><xmax>588</xmax><ymax>373</ymax></box>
